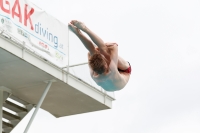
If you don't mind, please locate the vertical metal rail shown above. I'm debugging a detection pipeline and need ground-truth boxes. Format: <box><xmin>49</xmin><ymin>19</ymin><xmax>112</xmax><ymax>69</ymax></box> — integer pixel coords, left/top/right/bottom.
<box><xmin>0</xmin><ymin>90</ymin><xmax>3</xmax><ymax>133</ymax></box>
<box><xmin>67</xmin><ymin>26</ymin><xmax>70</xmax><ymax>83</ymax></box>
<box><xmin>23</xmin><ymin>81</ymin><xmax>53</xmax><ymax>133</ymax></box>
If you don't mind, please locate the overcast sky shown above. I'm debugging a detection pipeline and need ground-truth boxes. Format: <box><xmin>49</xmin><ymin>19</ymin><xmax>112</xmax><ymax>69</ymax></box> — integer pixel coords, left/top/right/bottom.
<box><xmin>11</xmin><ymin>0</ymin><xmax>200</xmax><ymax>133</ymax></box>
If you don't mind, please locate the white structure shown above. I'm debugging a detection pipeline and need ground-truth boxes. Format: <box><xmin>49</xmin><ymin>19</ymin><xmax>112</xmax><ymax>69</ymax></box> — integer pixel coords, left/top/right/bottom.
<box><xmin>0</xmin><ymin>28</ymin><xmax>115</xmax><ymax>133</ymax></box>
<box><xmin>0</xmin><ymin>1</ymin><xmax>115</xmax><ymax>132</ymax></box>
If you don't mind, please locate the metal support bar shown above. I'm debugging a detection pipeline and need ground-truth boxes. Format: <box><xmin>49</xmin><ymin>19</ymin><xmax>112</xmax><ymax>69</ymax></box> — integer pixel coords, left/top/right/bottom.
<box><xmin>62</xmin><ymin>62</ymin><xmax>88</xmax><ymax>69</ymax></box>
<box><xmin>69</xmin><ymin>62</ymin><xmax>88</xmax><ymax>67</ymax></box>
<box><xmin>22</xmin><ymin>41</ymin><xmax>26</xmax><ymax>59</ymax></box>
<box><xmin>67</xmin><ymin>26</ymin><xmax>70</xmax><ymax>83</ymax></box>
<box><xmin>104</xmin><ymin>90</ymin><xmax>107</xmax><ymax>105</ymax></box>
<box><xmin>23</xmin><ymin>81</ymin><xmax>53</xmax><ymax>133</ymax></box>
<box><xmin>0</xmin><ymin>90</ymin><xmax>3</xmax><ymax>133</ymax></box>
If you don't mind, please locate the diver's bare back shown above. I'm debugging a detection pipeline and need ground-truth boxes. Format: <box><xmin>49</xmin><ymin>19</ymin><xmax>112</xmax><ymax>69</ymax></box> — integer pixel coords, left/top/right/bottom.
<box><xmin>88</xmin><ymin>43</ymin><xmax>130</xmax><ymax>91</ymax></box>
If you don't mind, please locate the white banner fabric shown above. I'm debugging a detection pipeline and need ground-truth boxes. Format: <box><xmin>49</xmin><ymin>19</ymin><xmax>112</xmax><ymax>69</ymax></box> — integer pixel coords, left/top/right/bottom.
<box><xmin>0</xmin><ymin>0</ymin><xmax>68</xmax><ymax>67</ymax></box>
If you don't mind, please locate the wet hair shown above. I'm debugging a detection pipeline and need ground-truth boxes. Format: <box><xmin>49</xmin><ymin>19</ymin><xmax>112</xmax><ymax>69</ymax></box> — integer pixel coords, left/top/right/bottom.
<box><xmin>89</xmin><ymin>52</ymin><xmax>107</xmax><ymax>74</ymax></box>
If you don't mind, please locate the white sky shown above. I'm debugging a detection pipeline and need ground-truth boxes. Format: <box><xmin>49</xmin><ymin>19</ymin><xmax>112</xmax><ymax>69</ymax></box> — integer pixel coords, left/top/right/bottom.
<box><xmin>11</xmin><ymin>0</ymin><xmax>200</xmax><ymax>133</ymax></box>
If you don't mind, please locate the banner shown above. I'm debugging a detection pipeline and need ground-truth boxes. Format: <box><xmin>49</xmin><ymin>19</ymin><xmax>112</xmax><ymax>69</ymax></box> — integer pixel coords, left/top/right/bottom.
<box><xmin>0</xmin><ymin>0</ymin><xmax>68</xmax><ymax>67</ymax></box>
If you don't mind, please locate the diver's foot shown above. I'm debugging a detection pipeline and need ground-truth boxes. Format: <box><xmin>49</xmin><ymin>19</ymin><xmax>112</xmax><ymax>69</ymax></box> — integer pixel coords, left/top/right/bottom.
<box><xmin>70</xmin><ymin>20</ymin><xmax>87</xmax><ymax>31</ymax></box>
<box><xmin>68</xmin><ymin>23</ymin><xmax>80</xmax><ymax>34</ymax></box>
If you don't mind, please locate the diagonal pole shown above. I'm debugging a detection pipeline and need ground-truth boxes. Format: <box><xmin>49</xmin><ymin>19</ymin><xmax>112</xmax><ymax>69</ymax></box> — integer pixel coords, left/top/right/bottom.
<box><xmin>24</xmin><ymin>81</ymin><xmax>53</xmax><ymax>133</ymax></box>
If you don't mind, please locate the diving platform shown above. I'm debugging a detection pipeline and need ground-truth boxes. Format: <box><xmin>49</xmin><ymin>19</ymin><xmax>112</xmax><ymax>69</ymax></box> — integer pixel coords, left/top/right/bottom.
<box><xmin>0</xmin><ymin>28</ymin><xmax>115</xmax><ymax>133</ymax></box>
